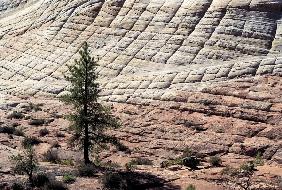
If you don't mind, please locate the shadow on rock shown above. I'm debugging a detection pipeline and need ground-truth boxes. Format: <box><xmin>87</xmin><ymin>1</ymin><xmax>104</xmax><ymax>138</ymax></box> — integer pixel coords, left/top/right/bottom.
<box><xmin>102</xmin><ymin>170</ymin><xmax>181</xmax><ymax>190</ymax></box>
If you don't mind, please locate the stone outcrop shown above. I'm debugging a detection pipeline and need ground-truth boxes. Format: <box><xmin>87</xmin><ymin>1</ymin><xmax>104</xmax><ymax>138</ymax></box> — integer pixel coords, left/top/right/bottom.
<box><xmin>0</xmin><ymin>1</ymin><xmax>281</xmax><ymax>186</ymax></box>
<box><xmin>0</xmin><ymin>0</ymin><xmax>281</xmax><ymax>99</ymax></box>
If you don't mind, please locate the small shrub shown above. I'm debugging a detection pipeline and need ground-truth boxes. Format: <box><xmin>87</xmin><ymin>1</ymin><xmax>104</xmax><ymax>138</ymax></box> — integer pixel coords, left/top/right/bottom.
<box><xmin>29</xmin><ymin>119</ymin><xmax>45</xmax><ymax>126</ymax></box>
<box><xmin>125</xmin><ymin>162</ymin><xmax>137</xmax><ymax>171</ymax></box>
<box><xmin>56</xmin><ymin>131</ymin><xmax>65</xmax><ymax>138</ymax></box>
<box><xmin>182</xmin><ymin>156</ymin><xmax>200</xmax><ymax>170</ymax></box>
<box><xmin>11</xmin><ymin>182</ymin><xmax>25</xmax><ymax>190</ymax></box>
<box><xmin>186</xmin><ymin>184</ymin><xmax>196</xmax><ymax>190</ymax></box>
<box><xmin>13</xmin><ymin>128</ymin><xmax>25</xmax><ymax>136</ymax></box>
<box><xmin>10</xmin><ymin>146</ymin><xmax>38</xmax><ymax>185</ymax></box>
<box><xmin>209</xmin><ymin>156</ymin><xmax>222</xmax><ymax>167</ymax></box>
<box><xmin>102</xmin><ymin>172</ymin><xmax>127</xmax><ymax>190</ymax></box>
<box><xmin>254</xmin><ymin>152</ymin><xmax>264</xmax><ymax>166</ymax></box>
<box><xmin>7</xmin><ymin>111</ymin><xmax>24</xmax><ymax>119</ymax></box>
<box><xmin>42</xmin><ymin>180</ymin><xmax>67</xmax><ymax>190</ymax></box>
<box><xmin>78</xmin><ymin>164</ymin><xmax>97</xmax><ymax>177</ymax></box>
<box><xmin>0</xmin><ymin>126</ymin><xmax>24</xmax><ymax>136</ymax></box>
<box><xmin>128</xmin><ymin>157</ymin><xmax>153</xmax><ymax>166</ymax></box>
<box><xmin>182</xmin><ymin>147</ymin><xmax>194</xmax><ymax>158</ymax></box>
<box><xmin>60</xmin><ymin>159</ymin><xmax>74</xmax><ymax>166</ymax></box>
<box><xmin>103</xmin><ymin>161</ymin><xmax>121</xmax><ymax>169</ymax></box>
<box><xmin>27</xmin><ymin>103</ymin><xmax>43</xmax><ymax>112</ymax></box>
<box><xmin>22</xmin><ymin>136</ymin><xmax>42</xmax><ymax>148</ymax></box>
<box><xmin>63</xmin><ymin>173</ymin><xmax>76</xmax><ymax>184</ymax></box>
<box><xmin>39</xmin><ymin>128</ymin><xmax>49</xmax><ymax>137</ymax></box>
<box><xmin>43</xmin><ymin>149</ymin><xmax>60</xmax><ymax>163</ymax></box>
<box><xmin>32</xmin><ymin>173</ymin><xmax>50</xmax><ymax>187</ymax></box>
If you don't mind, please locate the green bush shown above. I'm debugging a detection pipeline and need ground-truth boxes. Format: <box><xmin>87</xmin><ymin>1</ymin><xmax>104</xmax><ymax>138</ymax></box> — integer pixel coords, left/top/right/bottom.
<box><xmin>186</xmin><ymin>184</ymin><xmax>196</xmax><ymax>190</ymax></box>
<box><xmin>22</xmin><ymin>136</ymin><xmax>42</xmax><ymax>148</ymax></box>
<box><xmin>39</xmin><ymin>128</ymin><xmax>49</xmax><ymax>137</ymax></box>
<box><xmin>102</xmin><ymin>172</ymin><xmax>127</xmax><ymax>190</ymax></box>
<box><xmin>78</xmin><ymin>164</ymin><xmax>97</xmax><ymax>177</ymax></box>
<box><xmin>43</xmin><ymin>149</ymin><xmax>60</xmax><ymax>163</ymax></box>
<box><xmin>209</xmin><ymin>156</ymin><xmax>222</xmax><ymax>167</ymax></box>
<box><xmin>63</xmin><ymin>173</ymin><xmax>76</xmax><ymax>184</ymax></box>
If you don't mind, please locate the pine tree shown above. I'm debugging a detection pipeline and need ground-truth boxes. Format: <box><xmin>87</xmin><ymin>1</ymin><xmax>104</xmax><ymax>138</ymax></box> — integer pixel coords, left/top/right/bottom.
<box><xmin>62</xmin><ymin>42</ymin><xmax>120</xmax><ymax>164</ymax></box>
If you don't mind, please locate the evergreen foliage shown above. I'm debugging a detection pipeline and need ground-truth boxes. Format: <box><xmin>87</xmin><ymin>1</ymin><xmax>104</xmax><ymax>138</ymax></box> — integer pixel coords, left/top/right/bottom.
<box><xmin>62</xmin><ymin>42</ymin><xmax>120</xmax><ymax>164</ymax></box>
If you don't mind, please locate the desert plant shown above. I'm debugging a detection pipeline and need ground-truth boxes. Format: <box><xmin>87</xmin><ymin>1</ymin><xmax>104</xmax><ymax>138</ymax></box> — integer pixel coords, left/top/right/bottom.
<box><xmin>0</xmin><ymin>125</ymin><xmax>25</xmax><ymax>136</ymax></box>
<box><xmin>28</xmin><ymin>118</ymin><xmax>45</xmax><ymax>126</ymax></box>
<box><xmin>22</xmin><ymin>136</ymin><xmax>41</xmax><ymax>148</ymax></box>
<box><xmin>42</xmin><ymin>180</ymin><xmax>67</xmax><ymax>190</ymax></box>
<box><xmin>39</xmin><ymin>128</ymin><xmax>49</xmax><ymax>137</ymax></box>
<box><xmin>61</xmin><ymin>42</ymin><xmax>120</xmax><ymax>164</ymax></box>
<box><xmin>222</xmin><ymin>161</ymin><xmax>256</xmax><ymax>190</ymax></box>
<box><xmin>10</xmin><ymin>146</ymin><xmax>38</xmax><ymax>186</ymax></box>
<box><xmin>55</xmin><ymin>131</ymin><xmax>65</xmax><ymax>137</ymax></box>
<box><xmin>32</xmin><ymin>173</ymin><xmax>50</xmax><ymax>187</ymax></box>
<box><xmin>60</xmin><ymin>159</ymin><xmax>74</xmax><ymax>166</ymax></box>
<box><xmin>128</xmin><ymin>157</ymin><xmax>153</xmax><ymax>166</ymax></box>
<box><xmin>209</xmin><ymin>156</ymin><xmax>222</xmax><ymax>167</ymax></box>
<box><xmin>186</xmin><ymin>184</ymin><xmax>196</xmax><ymax>190</ymax></box>
<box><xmin>63</xmin><ymin>173</ymin><xmax>76</xmax><ymax>184</ymax></box>
<box><xmin>43</xmin><ymin>149</ymin><xmax>60</xmax><ymax>163</ymax></box>
<box><xmin>102</xmin><ymin>172</ymin><xmax>127</xmax><ymax>190</ymax></box>
<box><xmin>7</xmin><ymin>111</ymin><xmax>24</xmax><ymax>119</ymax></box>
<box><xmin>182</xmin><ymin>156</ymin><xmax>200</xmax><ymax>170</ymax></box>
<box><xmin>77</xmin><ymin>163</ymin><xmax>98</xmax><ymax>177</ymax></box>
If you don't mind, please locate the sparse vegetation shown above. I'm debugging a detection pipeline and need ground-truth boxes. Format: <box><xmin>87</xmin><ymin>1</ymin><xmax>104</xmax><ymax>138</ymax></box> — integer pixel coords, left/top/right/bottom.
<box><xmin>42</xmin><ymin>180</ymin><xmax>67</xmax><ymax>190</ymax></box>
<box><xmin>186</xmin><ymin>184</ymin><xmax>196</xmax><ymax>190</ymax></box>
<box><xmin>222</xmin><ymin>161</ymin><xmax>256</xmax><ymax>190</ymax></box>
<box><xmin>102</xmin><ymin>172</ymin><xmax>127</xmax><ymax>190</ymax></box>
<box><xmin>0</xmin><ymin>125</ymin><xmax>24</xmax><ymax>136</ymax></box>
<box><xmin>209</xmin><ymin>156</ymin><xmax>222</xmax><ymax>167</ymax></box>
<box><xmin>28</xmin><ymin>118</ymin><xmax>45</xmax><ymax>126</ymax></box>
<box><xmin>10</xmin><ymin>146</ymin><xmax>38</xmax><ymax>186</ymax></box>
<box><xmin>55</xmin><ymin>131</ymin><xmax>65</xmax><ymax>137</ymax></box>
<box><xmin>128</xmin><ymin>157</ymin><xmax>153</xmax><ymax>166</ymax></box>
<box><xmin>77</xmin><ymin>163</ymin><xmax>98</xmax><ymax>177</ymax></box>
<box><xmin>7</xmin><ymin>111</ymin><xmax>25</xmax><ymax>119</ymax></box>
<box><xmin>63</xmin><ymin>173</ymin><xmax>76</xmax><ymax>184</ymax></box>
<box><xmin>39</xmin><ymin>127</ymin><xmax>49</xmax><ymax>136</ymax></box>
<box><xmin>161</xmin><ymin>148</ymin><xmax>200</xmax><ymax>170</ymax></box>
<box><xmin>43</xmin><ymin>148</ymin><xmax>60</xmax><ymax>164</ymax></box>
<box><xmin>32</xmin><ymin>173</ymin><xmax>50</xmax><ymax>188</ymax></box>
<box><xmin>22</xmin><ymin>136</ymin><xmax>42</xmax><ymax>148</ymax></box>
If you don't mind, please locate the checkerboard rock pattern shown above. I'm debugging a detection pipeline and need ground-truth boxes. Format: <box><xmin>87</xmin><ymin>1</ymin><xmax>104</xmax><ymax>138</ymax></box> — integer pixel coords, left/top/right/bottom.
<box><xmin>0</xmin><ymin>0</ymin><xmax>281</xmax><ymax>101</ymax></box>
<box><xmin>0</xmin><ymin>0</ymin><xmax>282</xmax><ymax>165</ymax></box>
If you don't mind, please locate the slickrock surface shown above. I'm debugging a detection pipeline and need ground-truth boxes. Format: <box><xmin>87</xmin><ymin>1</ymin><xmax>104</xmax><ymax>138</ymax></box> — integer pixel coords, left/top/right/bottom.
<box><xmin>0</xmin><ymin>0</ymin><xmax>281</xmax><ymax>189</ymax></box>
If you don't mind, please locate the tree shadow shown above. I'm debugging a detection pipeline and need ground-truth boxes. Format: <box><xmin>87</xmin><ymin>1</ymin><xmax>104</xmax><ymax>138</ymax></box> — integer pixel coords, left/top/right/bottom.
<box><xmin>103</xmin><ymin>170</ymin><xmax>181</xmax><ymax>190</ymax></box>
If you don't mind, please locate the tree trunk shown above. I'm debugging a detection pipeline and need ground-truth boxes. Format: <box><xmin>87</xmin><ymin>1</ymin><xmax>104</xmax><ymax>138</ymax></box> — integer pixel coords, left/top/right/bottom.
<box><xmin>84</xmin><ymin>122</ymin><xmax>90</xmax><ymax>164</ymax></box>
<box><xmin>84</xmin><ymin>56</ymin><xmax>90</xmax><ymax>164</ymax></box>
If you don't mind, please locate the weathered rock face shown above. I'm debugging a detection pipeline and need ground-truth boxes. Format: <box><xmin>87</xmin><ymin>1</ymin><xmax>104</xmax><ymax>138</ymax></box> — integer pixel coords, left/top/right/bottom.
<box><xmin>0</xmin><ymin>0</ymin><xmax>281</xmax><ymax>99</ymax></box>
<box><xmin>0</xmin><ymin>0</ymin><xmax>281</xmax><ymax>172</ymax></box>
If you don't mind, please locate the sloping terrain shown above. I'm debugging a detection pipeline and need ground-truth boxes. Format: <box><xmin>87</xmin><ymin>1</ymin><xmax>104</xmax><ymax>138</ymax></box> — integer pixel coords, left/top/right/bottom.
<box><xmin>0</xmin><ymin>0</ymin><xmax>281</xmax><ymax>189</ymax></box>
